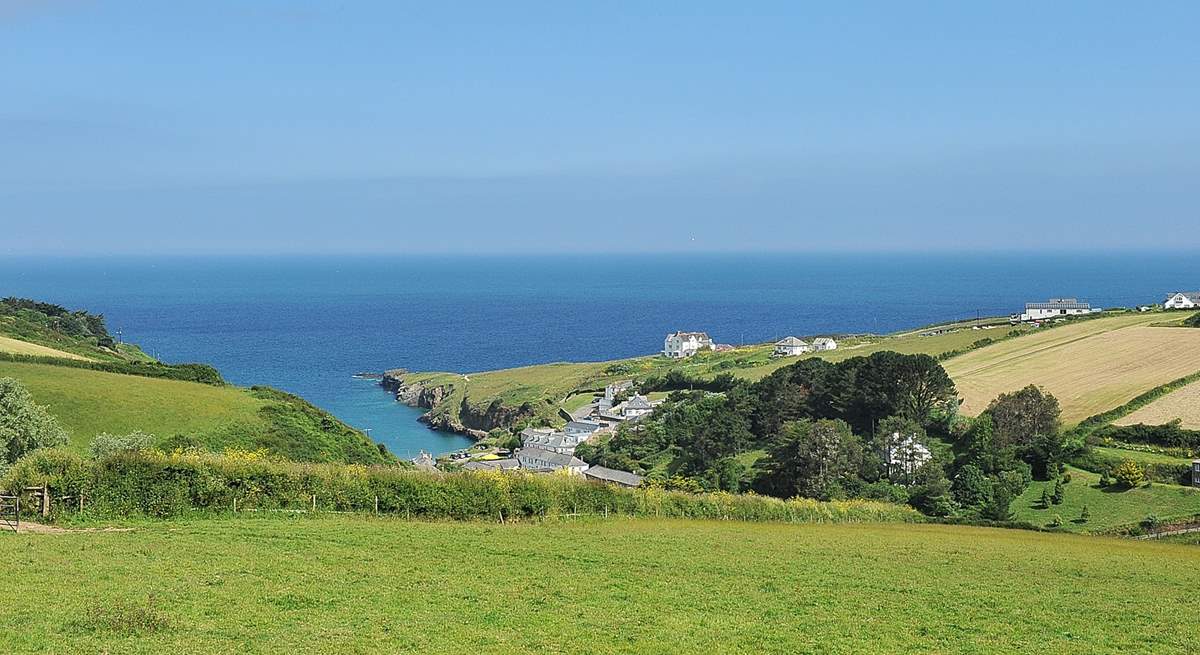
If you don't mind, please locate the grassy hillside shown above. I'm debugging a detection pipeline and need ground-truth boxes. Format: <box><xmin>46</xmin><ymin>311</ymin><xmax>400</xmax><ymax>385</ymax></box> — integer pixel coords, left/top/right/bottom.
<box><xmin>403</xmin><ymin>317</ymin><xmax>1031</xmax><ymax>429</ymax></box>
<box><xmin>944</xmin><ymin>312</ymin><xmax>1200</xmax><ymax>424</ymax></box>
<box><xmin>1012</xmin><ymin>466</ymin><xmax>1200</xmax><ymax>532</ymax></box>
<box><xmin>0</xmin><ymin>360</ymin><xmax>390</xmax><ymax>464</ymax></box>
<box><xmin>2</xmin><ymin>516</ymin><xmax>1196</xmax><ymax>654</ymax></box>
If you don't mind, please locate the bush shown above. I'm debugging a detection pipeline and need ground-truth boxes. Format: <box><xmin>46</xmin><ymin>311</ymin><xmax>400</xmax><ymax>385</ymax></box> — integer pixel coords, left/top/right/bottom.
<box><xmin>1111</xmin><ymin>460</ymin><xmax>1145</xmax><ymax>489</ymax></box>
<box><xmin>89</xmin><ymin>432</ymin><xmax>156</xmax><ymax>460</ymax></box>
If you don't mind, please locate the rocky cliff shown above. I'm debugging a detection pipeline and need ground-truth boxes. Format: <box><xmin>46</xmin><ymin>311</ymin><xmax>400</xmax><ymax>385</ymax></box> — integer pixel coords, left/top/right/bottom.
<box><xmin>380</xmin><ymin>369</ymin><xmax>540</xmax><ymax>438</ymax></box>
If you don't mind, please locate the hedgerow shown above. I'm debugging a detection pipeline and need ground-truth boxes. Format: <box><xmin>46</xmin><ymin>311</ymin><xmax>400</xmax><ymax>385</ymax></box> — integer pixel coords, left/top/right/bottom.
<box><xmin>0</xmin><ymin>448</ymin><xmax>922</xmax><ymax>525</ymax></box>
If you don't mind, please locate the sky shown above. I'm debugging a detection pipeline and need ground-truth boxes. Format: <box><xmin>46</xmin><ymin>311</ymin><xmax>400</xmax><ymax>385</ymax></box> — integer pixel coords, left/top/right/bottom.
<box><xmin>2</xmin><ymin>1</ymin><xmax>1198</xmax><ymax>255</ymax></box>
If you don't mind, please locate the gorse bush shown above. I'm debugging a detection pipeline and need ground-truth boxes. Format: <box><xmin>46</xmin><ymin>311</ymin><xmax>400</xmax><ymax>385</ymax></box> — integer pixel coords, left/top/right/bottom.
<box><xmin>0</xmin><ymin>449</ymin><xmax>922</xmax><ymax>524</ymax></box>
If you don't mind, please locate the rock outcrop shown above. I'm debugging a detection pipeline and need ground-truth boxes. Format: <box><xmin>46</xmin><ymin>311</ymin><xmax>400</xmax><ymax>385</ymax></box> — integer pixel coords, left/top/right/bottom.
<box><xmin>380</xmin><ymin>369</ymin><xmax>538</xmax><ymax>438</ymax></box>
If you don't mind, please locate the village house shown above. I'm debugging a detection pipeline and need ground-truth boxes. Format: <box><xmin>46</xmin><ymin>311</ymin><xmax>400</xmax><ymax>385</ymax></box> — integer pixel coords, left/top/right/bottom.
<box><xmin>773</xmin><ymin>336</ymin><xmax>811</xmax><ymax>357</ymax></box>
<box><xmin>1013</xmin><ymin>298</ymin><xmax>1096</xmax><ymax>322</ymax></box>
<box><xmin>564</xmin><ymin>419</ymin><xmax>603</xmax><ymax>438</ymax></box>
<box><xmin>584</xmin><ymin>465</ymin><xmax>644</xmax><ymax>488</ymax></box>
<box><xmin>622</xmin><ymin>394</ymin><xmax>654</xmax><ymax>419</ymax></box>
<box><xmin>515</xmin><ymin>447</ymin><xmax>589</xmax><ymax>475</ymax></box>
<box><xmin>599</xmin><ymin>380</ymin><xmax>634</xmax><ymax>412</ymax></box>
<box><xmin>1164</xmin><ymin>291</ymin><xmax>1200</xmax><ymax>310</ymax></box>
<box><xmin>411</xmin><ymin>451</ymin><xmax>438</xmax><ymax>471</ymax></box>
<box><xmin>811</xmin><ymin>337</ymin><xmax>838</xmax><ymax>352</ymax></box>
<box><xmin>462</xmin><ymin>458</ymin><xmax>520</xmax><ymax>472</ymax></box>
<box><xmin>663</xmin><ymin>331</ymin><xmax>714</xmax><ymax>359</ymax></box>
<box><xmin>520</xmin><ymin>427</ymin><xmax>584</xmax><ymax>455</ymax></box>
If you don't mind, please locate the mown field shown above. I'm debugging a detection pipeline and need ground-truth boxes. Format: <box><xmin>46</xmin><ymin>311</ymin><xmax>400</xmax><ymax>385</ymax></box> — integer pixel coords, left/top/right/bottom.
<box><xmin>1116</xmin><ymin>378</ymin><xmax>1200</xmax><ymax>429</ymax></box>
<box><xmin>1012</xmin><ymin>467</ymin><xmax>1200</xmax><ymax>532</ymax></box>
<box><xmin>2</xmin><ymin>516</ymin><xmax>1197</xmax><ymax>654</ymax></box>
<box><xmin>0</xmin><ymin>335</ymin><xmax>94</xmax><ymax>361</ymax></box>
<box><xmin>944</xmin><ymin>313</ymin><xmax>1200</xmax><ymax>423</ymax></box>
<box><xmin>0</xmin><ymin>360</ymin><xmax>268</xmax><ymax>452</ymax></box>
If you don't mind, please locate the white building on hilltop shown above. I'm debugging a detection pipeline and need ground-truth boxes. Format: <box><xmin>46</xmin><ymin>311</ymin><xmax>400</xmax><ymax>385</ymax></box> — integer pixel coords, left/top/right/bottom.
<box><xmin>1014</xmin><ymin>298</ymin><xmax>1095</xmax><ymax>322</ymax></box>
<box><xmin>811</xmin><ymin>337</ymin><xmax>838</xmax><ymax>352</ymax></box>
<box><xmin>773</xmin><ymin>337</ymin><xmax>811</xmax><ymax>357</ymax></box>
<box><xmin>1164</xmin><ymin>292</ymin><xmax>1200</xmax><ymax>310</ymax></box>
<box><xmin>663</xmin><ymin>331</ymin><xmax>714</xmax><ymax>359</ymax></box>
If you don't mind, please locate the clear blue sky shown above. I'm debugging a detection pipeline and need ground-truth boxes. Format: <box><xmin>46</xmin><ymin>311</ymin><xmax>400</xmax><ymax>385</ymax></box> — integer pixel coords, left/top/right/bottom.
<box><xmin>2</xmin><ymin>1</ymin><xmax>1197</xmax><ymax>254</ymax></box>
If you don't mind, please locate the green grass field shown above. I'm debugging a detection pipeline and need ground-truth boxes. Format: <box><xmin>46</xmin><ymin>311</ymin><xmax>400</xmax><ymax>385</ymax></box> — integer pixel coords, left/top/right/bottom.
<box><xmin>1093</xmin><ymin>446</ymin><xmax>1196</xmax><ymax>466</ymax></box>
<box><xmin>0</xmin><ymin>335</ymin><xmax>94</xmax><ymax>361</ymax></box>
<box><xmin>0</xmin><ymin>359</ymin><xmax>268</xmax><ymax>452</ymax></box>
<box><xmin>2</xmin><ymin>515</ymin><xmax>1197</xmax><ymax>654</ymax></box>
<box><xmin>1013</xmin><ymin>467</ymin><xmax>1200</xmax><ymax>531</ymax></box>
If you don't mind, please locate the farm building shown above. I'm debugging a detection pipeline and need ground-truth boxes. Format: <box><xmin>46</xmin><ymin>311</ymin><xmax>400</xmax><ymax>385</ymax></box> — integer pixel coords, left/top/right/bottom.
<box><xmin>515</xmin><ymin>447</ymin><xmax>589</xmax><ymax>475</ymax></box>
<box><xmin>584</xmin><ymin>466</ymin><xmax>644</xmax><ymax>488</ymax></box>
<box><xmin>663</xmin><ymin>331</ymin><xmax>714</xmax><ymax>358</ymax></box>
<box><xmin>773</xmin><ymin>337</ymin><xmax>811</xmax><ymax>357</ymax></box>
<box><xmin>1164</xmin><ymin>292</ymin><xmax>1200</xmax><ymax>310</ymax></box>
<box><xmin>1013</xmin><ymin>298</ymin><xmax>1096</xmax><ymax>322</ymax></box>
<box><xmin>811</xmin><ymin>337</ymin><xmax>838</xmax><ymax>351</ymax></box>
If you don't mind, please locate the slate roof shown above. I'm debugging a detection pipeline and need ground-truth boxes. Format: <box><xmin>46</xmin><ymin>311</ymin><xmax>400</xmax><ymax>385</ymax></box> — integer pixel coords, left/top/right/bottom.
<box><xmin>584</xmin><ymin>466</ymin><xmax>643</xmax><ymax>487</ymax></box>
<box><xmin>517</xmin><ymin>447</ymin><xmax>587</xmax><ymax>469</ymax></box>
<box><xmin>463</xmin><ymin>458</ymin><xmax>520</xmax><ymax>471</ymax></box>
<box><xmin>1167</xmin><ymin>291</ymin><xmax>1200</xmax><ymax>302</ymax></box>
<box><xmin>1025</xmin><ymin>298</ymin><xmax>1090</xmax><ymax>310</ymax></box>
<box><xmin>775</xmin><ymin>336</ymin><xmax>809</xmax><ymax>347</ymax></box>
<box><xmin>625</xmin><ymin>395</ymin><xmax>652</xmax><ymax>410</ymax></box>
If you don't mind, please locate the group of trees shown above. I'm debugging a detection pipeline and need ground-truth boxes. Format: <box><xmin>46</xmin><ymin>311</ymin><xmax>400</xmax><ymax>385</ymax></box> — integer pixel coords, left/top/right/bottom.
<box><xmin>1</xmin><ymin>296</ymin><xmax>115</xmax><ymax>348</ymax></box>
<box><xmin>1</xmin><ymin>377</ymin><xmax>68</xmax><ymax>469</ymax></box>
<box><xmin>580</xmin><ymin>351</ymin><xmax>1073</xmax><ymax>520</ymax></box>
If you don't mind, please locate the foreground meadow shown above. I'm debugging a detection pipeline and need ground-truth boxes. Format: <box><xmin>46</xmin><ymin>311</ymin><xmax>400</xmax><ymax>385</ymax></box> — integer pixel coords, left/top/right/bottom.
<box><xmin>1</xmin><ymin>516</ymin><xmax>1197</xmax><ymax>654</ymax></box>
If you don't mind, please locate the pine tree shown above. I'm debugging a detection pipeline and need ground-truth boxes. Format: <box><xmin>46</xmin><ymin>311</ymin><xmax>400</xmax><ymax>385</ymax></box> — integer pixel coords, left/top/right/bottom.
<box><xmin>1039</xmin><ymin>488</ymin><xmax>1050</xmax><ymax>509</ymax></box>
<box><xmin>1080</xmin><ymin>505</ymin><xmax>1090</xmax><ymax>523</ymax></box>
<box><xmin>1051</xmin><ymin>478</ymin><xmax>1065</xmax><ymax>505</ymax></box>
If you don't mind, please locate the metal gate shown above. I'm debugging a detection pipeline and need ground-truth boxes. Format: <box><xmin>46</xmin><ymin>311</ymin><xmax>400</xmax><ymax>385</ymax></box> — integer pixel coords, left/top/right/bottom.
<box><xmin>0</xmin><ymin>494</ymin><xmax>17</xmax><ymax>533</ymax></box>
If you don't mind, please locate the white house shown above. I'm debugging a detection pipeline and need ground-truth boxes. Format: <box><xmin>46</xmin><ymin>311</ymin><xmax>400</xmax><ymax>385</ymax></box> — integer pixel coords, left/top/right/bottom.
<box><xmin>564</xmin><ymin>420</ymin><xmax>603</xmax><ymax>438</ymax></box>
<box><xmin>1164</xmin><ymin>292</ymin><xmax>1200</xmax><ymax>310</ymax></box>
<box><xmin>622</xmin><ymin>394</ymin><xmax>654</xmax><ymax>419</ymax></box>
<box><xmin>663</xmin><ymin>331</ymin><xmax>714</xmax><ymax>359</ymax></box>
<box><xmin>773</xmin><ymin>337</ymin><xmax>811</xmax><ymax>357</ymax></box>
<box><xmin>599</xmin><ymin>380</ymin><xmax>634</xmax><ymax>412</ymax></box>
<box><xmin>1014</xmin><ymin>298</ymin><xmax>1094</xmax><ymax>322</ymax></box>
<box><xmin>520</xmin><ymin>427</ymin><xmax>584</xmax><ymax>455</ymax></box>
<box><xmin>811</xmin><ymin>337</ymin><xmax>838</xmax><ymax>352</ymax></box>
<box><xmin>515</xmin><ymin>447</ymin><xmax>589</xmax><ymax>475</ymax></box>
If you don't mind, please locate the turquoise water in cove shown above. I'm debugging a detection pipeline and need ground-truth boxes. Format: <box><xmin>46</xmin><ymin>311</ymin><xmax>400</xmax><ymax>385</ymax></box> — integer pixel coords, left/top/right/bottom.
<box><xmin>3</xmin><ymin>252</ymin><xmax>1199</xmax><ymax>457</ymax></box>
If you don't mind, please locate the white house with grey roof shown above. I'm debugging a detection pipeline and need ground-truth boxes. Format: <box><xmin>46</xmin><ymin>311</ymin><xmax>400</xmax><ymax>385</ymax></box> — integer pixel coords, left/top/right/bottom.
<box><xmin>1014</xmin><ymin>298</ymin><xmax>1096</xmax><ymax>322</ymax></box>
<box><xmin>1164</xmin><ymin>291</ymin><xmax>1200</xmax><ymax>310</ymax></box>
<box><xmin>516</xmin><ymin>447</ymin><xmax>589</xmax><ymax>475</ymax></box>
<box><xmin>773</xmin><ymin>337</ymin><xmax>811</xmax><ymax>357</ymax></box>
<box><xmin>622</xmin><ymin>394</ymin><xmax>654</xmax><ymax>419</ymax></box>
<box><xmin>565</xmin><ymin>420</ymin><xmax>603</xmax><ymax>438</ymax></box>
<box><xmin>811</xmin><ymin>337</ymin><xmax>838</xmax><ymax>352</ymax></box>
<box><xmin>663</xmin><ymin>331</ymin><xmax>714</xmax><ymax>359</ymax></box>
<box><xmin>520</xmin><ymin>427</ymin><xmax>586</xmax><ymax>455</ymax></box>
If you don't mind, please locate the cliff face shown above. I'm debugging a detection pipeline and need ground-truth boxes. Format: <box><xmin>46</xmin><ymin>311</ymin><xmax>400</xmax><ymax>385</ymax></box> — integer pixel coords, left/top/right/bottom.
<box><xmin>380</xmin><ymin>369</ymin><xmax>537</xmax><ymax>438</ymax></box>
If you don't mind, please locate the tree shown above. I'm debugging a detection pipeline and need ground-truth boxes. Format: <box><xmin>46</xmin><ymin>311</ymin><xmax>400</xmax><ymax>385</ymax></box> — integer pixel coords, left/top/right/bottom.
<box><xmin>984</xmin><ymin>385</ymin><xmax>1063</xmax><ymax>478</ymax></box>
<box><xmin>951</xmin><ymin>464</ymin><xmax>992</xmax><ymax>510</ymax></box>
<box><xmin>1079</xmin><ymin>505</ymin><xmax>1090</xmax><ymax>523</ymax></box>
<box><xmin>1039</xmin><ymin>488</ymin><xmax>1050</xmax><ymax>509</ymax></box>
<box><xmin>752</xmin><ymin>419</ymin><xmax>862</xmax><ymax>500</ymax></box>
<box><xmin>89</xmin><ymin>431</ymin><xmax>155</xmax><ymax>459</ymax></box>
<box><xmin>1</xmin><ymin>377</ymin><xmax>68</xmax><ymax>465</ymax></box>
<box><xmin>981</xmin><ymin>482</ymin><xmax>1014</xmax><ymax>521</ymax></box>
<box><xmin>906</xmin><ymin>458</ymin><xmax>956</xmax><ymax>516</ymax></box>
<box><xmin>1050</xmin><ymin>478</ymin><xmax>1065</xmax><ymax>505</ymax></box>
<box><xmin>1112</xmin><ymin>460</ymin><xmax>1145</xmax><ymax>489</ymax></box>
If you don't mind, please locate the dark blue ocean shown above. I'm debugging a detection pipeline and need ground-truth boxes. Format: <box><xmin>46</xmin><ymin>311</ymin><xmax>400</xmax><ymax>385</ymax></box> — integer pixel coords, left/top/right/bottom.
<box><xmin>3</xmin><ymin>253</ymin><xmax>1198</xmax><ymax>457</ymax></box>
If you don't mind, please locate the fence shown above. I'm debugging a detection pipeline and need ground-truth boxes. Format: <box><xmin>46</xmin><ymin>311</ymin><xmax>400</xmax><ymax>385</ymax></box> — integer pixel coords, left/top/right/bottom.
<box><xmin>0</xmin><ymin>494</ymin><xmax>17</xmax><ymax>533</ymax></box>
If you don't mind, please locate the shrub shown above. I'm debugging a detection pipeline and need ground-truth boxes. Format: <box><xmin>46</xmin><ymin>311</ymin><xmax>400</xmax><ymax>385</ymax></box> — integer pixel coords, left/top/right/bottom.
<box><xmin>1049</xmin><ymin>514</ymin><xmax>1063</xmax><ymax>528</ymax></box>
<box><xmin>1050</xmin><ymin>478</ymin><xmax>1064</xmax><ymax>505</ymax></box>
<box><xmin>1079</xmin><ymin>505</ymin><xmax>1090</xmax><ymax>523</ymax></box>
<box><xmin>89</xmin><ymin>431</ymin><xmax>156</xmax><ymax>460</ymax></box>
<box><xmin>1111</xmin><ymin>460</ymin><xmax>1145</xmax><ymax>489</ymax></box>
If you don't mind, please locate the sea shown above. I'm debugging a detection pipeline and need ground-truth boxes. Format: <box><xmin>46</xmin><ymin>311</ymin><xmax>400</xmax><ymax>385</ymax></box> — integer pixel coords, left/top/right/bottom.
<box><xmin>3</xmin><ymin>252</ymin><xmax>1198</xmax><ymax>458</ymax></box>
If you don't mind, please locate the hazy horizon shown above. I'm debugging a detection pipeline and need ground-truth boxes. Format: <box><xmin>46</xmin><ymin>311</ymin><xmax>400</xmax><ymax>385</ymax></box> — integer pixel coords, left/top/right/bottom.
<box><xmin>3</xmin><ymin>2</ymin><xmax>1198</xmax><ymax>255</ymax></box>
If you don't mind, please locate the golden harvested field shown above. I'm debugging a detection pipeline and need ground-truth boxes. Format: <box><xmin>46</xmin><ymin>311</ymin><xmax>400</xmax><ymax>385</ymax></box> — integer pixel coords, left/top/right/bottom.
<box><xmin>1116</xmin><ymin>379</ymin><xmax>1200</xmax><ymax>428</ymax></box>
<box><xmin>0</xmin><ymin>335</ymin><xmax>93</xmax><ymax>361</ymax></box>
<box><xmin>945</xmin><ymin>314</ymin><xmax>1200</xmax><ymax>424</ymax></box>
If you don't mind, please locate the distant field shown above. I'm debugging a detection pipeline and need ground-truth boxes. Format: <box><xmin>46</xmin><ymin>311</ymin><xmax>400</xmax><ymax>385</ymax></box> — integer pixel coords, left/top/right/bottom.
<box><xmin>1092</xmin><ymin>446</ymin><xmax>1196</xmax><ymax>467</ymax></box>
<box><xmin>0</xmin><ymin>335</ymin><xmax>94</xmax><ymax>361</ymax></box>
<box><xmin>1116</xmin><ymin>379</ymin><xmax>1200</xmax><ymax>429</ymax></box>
<box><xmin>2</xmin><ymin>516</ymin><xmax>1197</xmax><ymax>654</ymax></box>
<box><xmin>0</xmin><ymin>360</ymin><xmax>267</xmax><ymax>452</ymax></box>
<box><xmin>945</xmin><ymin>313</ymin><xmax>1200</xmax><ymax>423</ymax></box>
<box><xmin>1013</xmin><ymin>467</ymin><xmax>1200</xmax><ymax>532</ymax></box>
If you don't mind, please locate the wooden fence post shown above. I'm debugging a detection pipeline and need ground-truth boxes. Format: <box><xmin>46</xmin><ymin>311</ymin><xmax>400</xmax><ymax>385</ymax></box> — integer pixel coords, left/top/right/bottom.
<box><xmin>311</xmin><ymin>494</ymin><xmax>317</xmax><ymax>512</ymax></box>
<box><xmin>374</xmin><ymin>496</ymin><xmax>379</xmax><ymax>515</ymax></box>
<box><xmin>79</xmin><ymin>495</ymin><xmax>84</xmax><ymax>513</ymax></box>
<box><xmin>233</xmin><ymin>497</ymin><xmax>238</xmax><ymax>513</ymax></box>
<box><xmin>40</xmin><ymin>486</ymin><xmax>49</xmax><ymax>518</ymax></box>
